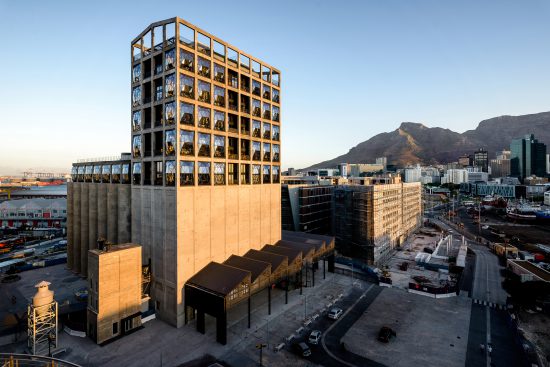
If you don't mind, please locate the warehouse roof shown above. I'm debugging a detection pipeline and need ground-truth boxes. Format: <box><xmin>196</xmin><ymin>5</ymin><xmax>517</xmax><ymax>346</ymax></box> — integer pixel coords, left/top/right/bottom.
<box><xmin>244</xmin><ymin>249</ymin><xmax>287</xmax><ymax>273</ymax></box>
<box><xmin>187</xmin><ymin>262</ymin><xmax>251</xmax><ymax>296</ymax></box>
<box><xmin>224</xmin><ymin>255</ymin><xmax>271</xmax><ymax>283</ymax></box>
<box><xmin>261</xmin><ymin>244</ymin><xmax>302</xmax><ymax>264</ymax></box>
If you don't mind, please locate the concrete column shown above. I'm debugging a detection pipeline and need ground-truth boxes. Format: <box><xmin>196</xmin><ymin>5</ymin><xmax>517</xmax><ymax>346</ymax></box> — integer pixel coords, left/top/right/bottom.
<box><xmin>97</xmin><ymin>184</ymin><xmax>107</xmax><ymax>242</ymax></box>
<box><xmin>107</xmin><ymin>185</ymin><xmax>118</xmax><ymax>244</ymax></box>
<box><xmin>118</xmin><ymin>185</ymin><xmax>131</xmax><ymax>243</ymax></box>
<box><xmin>88</xmin><ymin>184</ymin><xmax>98</xmax><ymax>252</ymax></box>
<box><xmin>80</xmin><ymin>183</ymin><xmax>89</xmax><ymax>277</ymax></box>
<box><xmin>72</xmin><ymin>183</ymin><xmax>81</xmax><ymax>274</ymax></box>
<box><xmin>66</xmin><ymin>183</ymin><xmax>74</xmax><ymax>270</ymax></box>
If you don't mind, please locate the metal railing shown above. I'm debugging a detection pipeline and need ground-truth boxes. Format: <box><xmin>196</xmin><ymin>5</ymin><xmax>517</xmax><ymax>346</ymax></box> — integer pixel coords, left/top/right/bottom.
<box><xmin>0</xmin><ymin>354</ymin><xmax>82</xmax><ymax>367</ymax></box>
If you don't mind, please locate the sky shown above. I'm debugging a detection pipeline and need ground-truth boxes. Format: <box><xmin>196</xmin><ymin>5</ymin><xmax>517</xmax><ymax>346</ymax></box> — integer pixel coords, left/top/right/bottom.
<box><xmin>1</xmin><ymin>0</ymin><xmax>550</xmax><ymax>175</ymax></box>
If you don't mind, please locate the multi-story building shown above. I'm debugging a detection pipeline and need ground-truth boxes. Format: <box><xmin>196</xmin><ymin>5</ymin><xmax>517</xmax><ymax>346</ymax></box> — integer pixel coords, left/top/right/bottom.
<box><xmin>404</xmin><ymin>165</ymin><xmax>421</xmax><ymax>183</ymax></box>
<box><xmin>510</xmin><ymin>134</ymin><xmax>547</xmax><ymax>180</ymax></box>
<box><xmin>489</xmin><ymin>158</ymin><xmax>510</xmax><ymax>178</ymax></box>
<box><xmin>458</xmin><ymin>154</ymin><xmax>472</xmax><ymax>167</ymax></box>
<box><xmin>0</xmin><ymin>198</ymin><xmax>66</xmax><ymax>228</ymax></box>
<box><xmin>467</xmin><ymin>171</ymin><xmax>489</xmax><ymax>183</ymax></box>
<box><xmin>473</xmin><ymin>148</ymin><xmax>489</xmax><ymax>172</ymax></box>
<box><xmin>496</xmin><ymin>150</ymin><xmax>511</xmax><ymax>160</ymax></box>
<box><xmin>281</xmin><ymin>184</ymin><xmax>333</xmax><ymax>234</ymax></box>
<box><xmin>441</xmin><ymin>169</ymin><xmax>468</xmax><ymax>185</ymax></box>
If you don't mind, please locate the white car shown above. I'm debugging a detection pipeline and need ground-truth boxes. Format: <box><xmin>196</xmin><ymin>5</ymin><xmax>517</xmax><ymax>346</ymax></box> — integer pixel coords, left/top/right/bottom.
<box><xmin>327</xmin><ymin>308</ymin><xmax>343</xmax><ymax>320</ymax></box>
<box><xmin>308</xmin><ymin>330</ymin><xmax>322</xmax><ymax>344</ymax></box>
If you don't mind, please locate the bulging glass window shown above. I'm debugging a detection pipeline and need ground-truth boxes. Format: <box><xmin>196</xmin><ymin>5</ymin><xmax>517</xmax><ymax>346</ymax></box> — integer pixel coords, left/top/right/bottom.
<box><xmin>272</xmin><ymin>88</ymin><xmax>280</xmax><ymax>103</ymax></box>
<box><xmin>122</xmin><ymin>164</ymin><xmax>130</xmax><ymax>184</ymax></box>
<box><xmin>252</xmin><ymin>60</ymin><xmax>260</xmax><ymax>78</ymax></box>
<box><xmin>71</xmin><ymin>166</ymin><xmax>78</xmax><ymax>181</ymax></box>
<box><xmin>132</xmin><ymin>64</ymin><xmax>141</xmax><ymax>83</ymax></box>
<box><xmin>252</xmin><ymin>99</ymin><xmax>261</xmax><ymax>117</ymax></box>
<box><xmin>85</xmin><ymin>166</ymin><xmax>93</xmax><ymax>182</ymax></box>
<box><xmin>214</xmin><ymin>64</ymin><xmax>225</xmax><ymax>83</ymax></box>
<box><xmin>263</xmin><ymin>103</ymin><xmax>271</xmax><ymax>120</ymax></box>
<box><xmin>198</xmin><ymin>133</ymin><xmax>211</xmax><ymax>157</ymax></box>
<box><xmin>272</xmin><ymin>125</ymin><xmax>280</xmax><ymax>141</ymax></box>
<box><xmin>272</xmin><ymin>71</ymin><xmax>280</xmax><ymax>87</ymax></box>
<box><xmin>263</xmin><ymin>165</ymin><xmax>271</xmax><ymax>183</ymax></box>
<box><xmin>273</xmin><ymin>144</ymin><xmax>280</xmax><ymax>162</ymax></box>
<box><xmin>180</xmin><ymin>102</ymin><xmax>194</xmax><ymax>125</ymax></box>
<box><xmin>214</xmin><ymin>111</ymin><xmax>225</xmax><ymax>131</ymax></box>
<box><xmin>272</xmin><ymin>165</ymin><xmax>280</xmax><ymax>183</ymax></box>
<box><xmin>252</xmin><ymin>141</ymin><xmax>261</xmax><ymax>161</ymax></box>
<box><xmin>252</xmin><ymin>164</ymin><xmax>261</xmax><ymax>184</ymax></box>
<box><xmin>198</xmin><ymin>57</ymin><xmax>211</xmax><ymax>78</ymax></box>
<box><xmin>214</xmin><ymin>86</ymin><xmax>225</xmax><ymax>107</ymax></box>
<box><xmin>262</xmin><ymin>123</ymin><xmax>271</xmax><ymax>139</ymax></box>
<box><xmin>214</xmin><ymin>163</ymin><xmax>225</xmax><ymax>185</ymax></box>
<box><xmin>252</xmin><ymin>120</ymin><xmax>261</xmax><ymax>138</ymax></box>
<box><xmin>165</xmin><ymin>49</ymin><xmax>175</xmax><ymax>70</ymax></box>
<box><xmin>165</xmin><ymin>129</ymin><xmax>176</xmax><ymax>156</ymax></box>
<box><xmin>252</xmin><ymin>80</ymin><xmax>261</xmax><ymax>96</ymax></box>
<box><xmin>179</xmin><ymin>23</ymin><xmax>195</xmax><ymax>48</ymax></box>
<box><xmin>262</xmin><ymin>84</ymin><xmax>271</xmax><ymax>100</ymax></box>
<box><xmin>77</xmin><ymin>166</ymin><xmax>84</xmax><ymax>181</ymax></box>
<box><xmin>180</xmin><ymin>74</ymin><xmax>194</xmax><ymax>99</ymax></box>
<box><xmin>93</xmin><ymin>165</ymin><xmax>101</xmax><ymax>183</ymax></box>
<box><xmin>198</xmin><ymin>81</ymin><xmax>211</xmax><ymax>103</ymax></box>
<box><xmin>214</xmin><ymin>135</ymin><xmax>225</xmax><ymax>158</ymax></box>
<box><xmin>198</xmin><ymin>162</ymin><xmax>211</xmax><ymax>185</ymax></box>
<box><xmin>263</xmin><ymin>143</ymin><xmax>271</xmax><ymax>161</ymax></box>
<box><xmin>112</xmin><ymin>164</ymin><xmax>121</xmax><ymax>183</ymax></box>
<box><xmin>102</xmin><ymin>165</ymin><xmax>111</xmax><ymax>183</ymax></box>
<box><xmin>272</xmin><ymin>106</ymin><xmax>280</xmax><ymax>122</ymax></box>
<box><xmin>180</xmin><ymin>49</ymin><xmax>194</xmax><ymax>71</ymax></box>
<box><xmin>197</xmin><ymin>33</ymin><xmax>211</xmax><ymax>56</ymax></box>
<box><xmin>132</xmin><ymin>111</ymin><xmax>142</xmax><ymax>131</ymax></box>
<box><xmin>180</xmin><ymin>161</ymin><xmax>194</xmax><ymax>186</ymax></box>
<box><xmin>262</xmin><ymin>65</ymin><xmax>271</xmax><ymax>82</ymax></box>
<box><xmin>132</xmin><ymin>162</ymin><xmax>142</xmax><ymax>185</ymax></box>
<box><xmin>213</xmin><ymin>40</ymin><xmax>225</xmax><ymax>62</ymax></box>
<box><xmin>165</xmin><ymin>102</ymin><xmax>176</xmax><ymax>125</ymax></box>
<box><xmin>198</xmin><ymin>107</ymin><xmax>211</xmax><ymax>128</ymax></box>
<box><xmin>165</xmin><ymin>73</ymin><xmax>176</xmax><ymax>98</ymax></box>
<box><xmin>180</xmin><ymin>130</ymin><xmax>194</xmax><ymax>156</ymax></box>
<box><xmin>240</xmin><ymin>54</ymin><xmax>250</xmax><ymax>71</ymax></box>
<box><xmin>133</xmin><ymin>135</ymin><xmax>142</xmax><ymax>157</ymax></box>
<box><xmin>228</xmin><ymin>48</ymin><xmax>238</xmax><ymax>68</ymax></box>
<box><xmin>132</xmin><ymin>86</ymin><xmax>141</xmax><ymax>107</ymax></box>
<box><xmin>165</xmin><ymin>160</ymin><xmax>176</xmax><ymax>186</ymax></box>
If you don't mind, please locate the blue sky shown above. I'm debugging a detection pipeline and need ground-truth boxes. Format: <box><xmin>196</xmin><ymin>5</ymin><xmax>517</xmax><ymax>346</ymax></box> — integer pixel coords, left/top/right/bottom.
<box><xmin>1</xmin><ymin>0</ymin><xmax>549</xmax><ymax>175</ymax></box>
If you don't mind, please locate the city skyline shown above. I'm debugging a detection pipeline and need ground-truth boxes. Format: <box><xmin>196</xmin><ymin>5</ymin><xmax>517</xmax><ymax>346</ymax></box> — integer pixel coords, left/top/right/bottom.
<box><xmin>1</xmin><ymin>0</ymin><xmax>550</xmax><ymax>175</ymax></box>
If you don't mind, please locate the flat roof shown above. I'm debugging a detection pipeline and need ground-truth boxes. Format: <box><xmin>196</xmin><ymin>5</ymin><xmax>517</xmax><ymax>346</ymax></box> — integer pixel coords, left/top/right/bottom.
<box><xmin>89</xmin><ymin>243</ymin><xmax>141</xmax><ymax>256</ymax></box>
<box><xmin>187</xmin><ymin>262</ymin><xmax>251</xmax><ymax>296</ymax></box>
<box><xmin>261</xmin><ymin>244</ymin><xmax>302</xmax><ymax>264</ymax></box>
<box><xmin>244</xmin><ymin>249</ymin><xmax>287</xmax><ymax>273</ymax></box>
<box><xmin>509</xmin><ymin>260</ymin><xmax>550</xmax><ymax>282</ymax></box>
<box><xmin>223</xmin><ymin>255</ymin><xmax>270</xmax><ymax>283</ymax></box>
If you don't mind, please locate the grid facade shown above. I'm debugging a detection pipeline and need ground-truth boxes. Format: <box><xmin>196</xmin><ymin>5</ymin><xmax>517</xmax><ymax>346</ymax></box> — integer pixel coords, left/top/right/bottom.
<box><xmin>130</xmin><ymin>18</ymin><xmax>281</xmax><ymax>188</ymax></box>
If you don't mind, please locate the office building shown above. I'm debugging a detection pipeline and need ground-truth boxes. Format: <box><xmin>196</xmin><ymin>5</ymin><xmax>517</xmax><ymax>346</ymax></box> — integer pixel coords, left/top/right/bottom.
<box><xmin>510</xmin><ymin>134</ymin><xmax>547</xmax><ymax>180</ymax></box>
<box><xmin>489</xmin><ymin>158</ymin><xmax>510</xmax><ymax>179</ymax></box>
<box><xmin>281</xmin><ymin>184</ymin><xmax>333</xmax><ymax>234</ymax></box>
<box><xmin>467</xmin><ymin>172</ymin><xmax>489</xmax><ymax>183</ymax></box>
<box><xmin>473</xmin><ymin>148</ymin><xmax>489</xmax><ymax>172</ymax></box>
<box><xmin>496</xmin><ymin>150</ymin><xmax>511</xmax><ymax>160</ymax></box>
<box><xmin>441</xmin><ymin>169</ymin><xmax>468</xmax><ymax>185</ymax></box>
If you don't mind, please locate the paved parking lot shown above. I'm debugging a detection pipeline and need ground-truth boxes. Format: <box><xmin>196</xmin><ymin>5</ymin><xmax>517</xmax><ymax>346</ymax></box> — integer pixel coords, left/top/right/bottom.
<box><xmin>341</xmin><ymin>287</ymin><xmax>471</xmax><ymax>367</ymax></box>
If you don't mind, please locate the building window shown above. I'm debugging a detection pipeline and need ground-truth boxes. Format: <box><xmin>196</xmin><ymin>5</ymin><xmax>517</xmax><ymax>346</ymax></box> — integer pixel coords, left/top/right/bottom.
<box><xmin>241</xmin><ymin>139</ymin><xmax>250</xmax><ymax>160</ymax></box>
<box><xmin>198</xmin><ymin>81</ymin><xmax>211</xmax><ymax>103</ymax></box>
<box><xmin>132</xmin><ymin>111</ymin><xmax>141</xmax><ymax>131</ymax></box>
<box><xmin>228</xmin><ymin>48</ymin><xmax>238</xmax><ymax>68</ymax></box>
<box><xmin>263</xmin><ymin>143</ymin><xmax>271</xmax><ymax>161</ymax></box>
<box><xmin>180</xmin><ymin>49</ymin><xmax>194</xmax><ymax>72</ymax></box>
<box><xmin>252</xmin><ymin>120</ymin><xmax>261</xmax><ymax>138</ymax></box>
<box><xmin>252</xmin><ymin>99</ymin><xmax>261</xmax><ymax>117</ymax></box>
<box><xmin>262</xmin><ymin>84</ymin><xmax>271</xmax><ymax>100</ymax></box>
<box><xmin>122</xmin><ymin>164</ymin><xmax>130</xmax><ymax>184</ymax></box>
<box><xmin>252</xmin><ymin>165</ymin><xmax>261</xmax><ymax>184</ymax></box>
<box><xmin>180</xmin><ymin>130</ymin><xmax>194</xmax><ymax>156</ymax></box>
<box><xmin>102</xmin><ymin>165</ymin><xmax>111</xmax><ymax>183</ymax></box>
<box><xmin>132</xmin><ymin>135</ymin><xmax>142</xmax><ymax>158</ymax></box>
<box><xmin>132</xmin><ymin>163</ymin><xmax>141</xmax><ymax>185</ymax></box>
<box><xmin>132</xmin><ymin>64</ymin><xmax>141</xmax><ymax>83</ymax></box>
<box><xmin>262</xmin><ymin>103</ymin><xmax>271</xmax><ymax>120</ymax></box>
<box><xmin>71</xmin><ymin>166</ymin><xmax>78</xmax><ymax>181</ymax></box>
<box><xmin>198</xmin><ymin>57</ymin><xmax>211</xmax><ymax>78</ymax></box>
<box><xmin>165</xmin><ymin>102</ymin><xmax>176</xmax><ymax>125</ymax></box>
<box><xmin>263</xmin><ymin>165</ymin><xmax>271</xmax><ymax>183</ymax></box>
<box><xmin>165</xmin><ymin>73</ymin><xmax>176</xmax><ymax>98</ymax></box>
<box><xmin>165</xmin><ymin>129</ymin><xmax>176</xmax><ymax>156</ymax></box>
<box><xmin>240</xmin><ymin>54</ymin><xmax>250</xmax><ymax>71</ymax></box>
<box><xmin>252</xmin><ymin>141</ymin><xmax>261</xmax><ymax>161</ymax></box>
<box><xmin>214</xmin><ymin>111</ymin><xmax>225</xmax><ymax>131</ymax></box>
<box><xmin>252</xmin><ymin>80</ymin><xmax>261</xmax><ymax>96</ymax></box>
<box><xmin>197</xmin><ymin>33</ymin><xmax>211</xmax><ymax>56</ymax></box>
<box><xmin>165</xmin><ymin>160</ymin><xmax>176</xmax><ymax>186</ymax></box>
<box><xmin>213</xmin><ymin>40</ymin><xmax>225</xmax><ymax>62</ymax></box>
<box><xmin>198</xmin><ymin>133</ymin><xmax>211</xmax><ymax>157</ymax></box>
<box><xmin>228</xmin><ymin>137</ymin><xmax>239</xmax><ymax>159</ymax></box>
<box><xmin>180</xmin><ymin>102</ymin><xmax>194</xmax><ymax>125</ymax></box>
<box><xmin>252</xmin><ymin>60</ymin><xmax>260</xmax><ymax>78</ymax></box>
<box><xmin>272</xmin><ymin>71</ymin><xmax>280</xmax><ymax>87</ymax></box>
<box><xmin>262</xmin><ymin>65</ymin><xmax>271</xmax><ymax>82</ymax></box>
<box><xmin>240</xmin><ymin>117</ymin><xmax>250</xmax><ymax>135</ymax></box>
<box><xmin>272</xmin><ymin>106</ymin><xmax>280</xmax><ymax>122</ymax></box>
<box><xmin>272</xmin><ymin>166</ymin><xmax>280</xmax><ymax>183</ymax></box>
<box><xmin>272</xmin><ymin>125</ymin><xmax>280</xmax><ymax>141</ymax></box>
<box><xmin>241</xmin><ymin>164</ymin><xmax>250</xmax><ymax>184</ymax></box>
<box><xmin>143</xmin><ymin>162</ymin><xmax>151</xmax><ymax>185</ymax></box>
<box><xmin>93</xmin><ymin>166</ymin><xmax>101</xmax><ymax>183</ymax></box>
<box><xmin>113</xmin><ymin>322</ymin><xmax>118</xmax><ymax>335</ymax></box>
<box><xmin>165</xmin><ymin>49</ymin><xmax>175</xmax><ymax>71</ymax></box>
<box><xmin>180</xmin><ymin>161</ymin><xmax>194</xmax><ymax>186</ymax></box>
<box><xmin>214</xmin><ymin>86</ymin><xmax>225</xmax><ymax>107</ymax></box>
<box><xmin>132</xmin><ymin>86</ymin><xmax>141</xmax><ymax>107</ymax></box>
<box><xmin>112</xmin><ymin>164</ymin><xmax>121</xmax><ymax>183</ymax></box>
<box><xmin>154</xmin><ymin>161</ymin><xmax>163</xmax><ymax>186</ymax></box>
<box><xmin>272</xmin><ymin>144</ymin><xmax>280</xmax><ymax>162</ymax></box>
<box><xmin>179</xmin><ymin>23</ymin><xmax>194</xmax><ymax>48</ymax></box>
<box><xmin>228</xmin><ymin>163</ymin><xmax>238</xmax><ymax>185</ymax></box>
<box><xmin>214</xmin><ymin>64</ymin><xmax>225</xmax><ymax>83</ymax></box>
<box><xmin>198</xmin><ymin>107</ymin><xmax>211</xmax><ymax>128</ymax></box>
<box><xmin>214</xmin><ymin>135</ymin><xmax>225</xmax><ymax>158</ymax></box>
<box><xmin>180</xmin><ymin>74</ymin><xmax>194</xmax><ymax>99</ymax></box>
<box><xmin>198</xmin><ymin>162</ymin><xmax>211</xmax><ymax>185</ymax></box>
<box><xmin>214</xmin><ymin>163</ymin><xmax>225</xmax><ymax>185</ymax></box>
<box><xmin>228</xmin><ymin>113</ymin><xmax>238</xmax><ymax>132</ymax></box>
<box><xmin>262</xmin><ymin>123</ymin><xmax>271</xmax><ymax>139</ymax></box>
<box><xmin>272</xmin><ymin>88</ymin><xmax>280</xmax><ymax>103</ymax></box>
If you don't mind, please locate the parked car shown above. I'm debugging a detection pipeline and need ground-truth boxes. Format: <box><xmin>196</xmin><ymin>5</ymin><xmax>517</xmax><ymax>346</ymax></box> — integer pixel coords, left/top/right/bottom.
<box><xmin>378</xmin><ymin>326</ymin><xmax>396</xmax><ymax>343</ymax></box>
<box><xmin>327</xmin><ymin>308</ymin><xmax>343</xmax><ymax>320</ymax></box>
<box><xmin>308</xmin><ymin>330</ymin><xmax>322</xmax><ymax>345</ymax></box>
<box><xmin>293</xmin><ymin>342</ymin><xmax>311</xmax><ymax>357</ymax></box>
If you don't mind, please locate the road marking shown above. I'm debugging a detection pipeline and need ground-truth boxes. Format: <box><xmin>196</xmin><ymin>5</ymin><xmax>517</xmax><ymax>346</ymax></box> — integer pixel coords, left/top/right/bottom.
<box><xmin>320</xmin><ymin>284</ymin><xmax>374</xmax><ymax>367</ymax></box>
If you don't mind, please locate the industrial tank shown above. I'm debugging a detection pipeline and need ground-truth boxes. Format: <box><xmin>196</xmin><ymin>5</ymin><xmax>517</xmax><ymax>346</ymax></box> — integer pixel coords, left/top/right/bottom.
<box><xmin>32</xmin><ymin>281</ymin><xmax>54</xmax><ymax>315</ymax></box>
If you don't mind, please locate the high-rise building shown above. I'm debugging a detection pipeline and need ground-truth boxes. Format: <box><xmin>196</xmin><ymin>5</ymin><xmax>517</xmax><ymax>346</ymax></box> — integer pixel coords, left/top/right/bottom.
<box><xmin>404</xmin><ymin>165</ymin><xmax>421</xmax><ymax>183</ymax></box>
<box><xmin>510</xmin><ymin>134</ymin><xmax>547</xmax><ymax>180</ymax></box>
<box><xmin>473</xmin><ymin>148</ymin><xmax>489</xmax><ymax>172</ymax></box>
<box><xmin>489</xmin><ymin>158</ymin><xmax>510</xmax><ymax>178</ymax></box>
<box><xmin>458</xmin><ymin>154</ymin><xmax>472</xmax><ymax>167</ymax></box>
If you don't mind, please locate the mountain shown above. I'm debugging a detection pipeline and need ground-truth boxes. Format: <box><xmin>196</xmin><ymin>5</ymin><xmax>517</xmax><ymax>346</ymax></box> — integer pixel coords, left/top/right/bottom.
<box><xmin>305</xmin><ymin>111</ymin><xmax>550</xmax><ymax>170</ymax></box>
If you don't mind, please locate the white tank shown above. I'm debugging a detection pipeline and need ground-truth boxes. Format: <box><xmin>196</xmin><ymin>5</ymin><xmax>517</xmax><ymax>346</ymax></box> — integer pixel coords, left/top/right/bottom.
<box><xmin>32</xmin><ymin>281</ymin><xmax>54</xmax><ymax>314</ymax></box>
